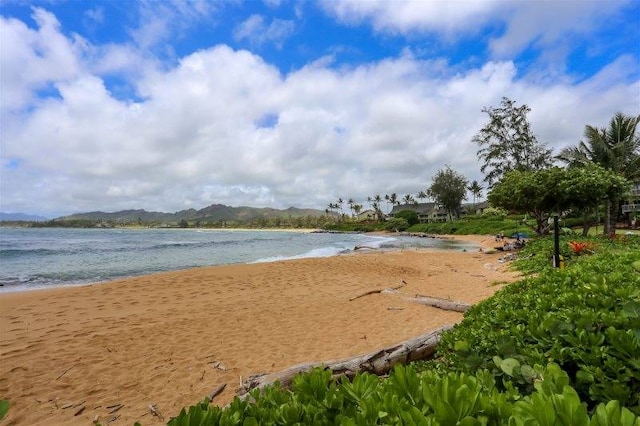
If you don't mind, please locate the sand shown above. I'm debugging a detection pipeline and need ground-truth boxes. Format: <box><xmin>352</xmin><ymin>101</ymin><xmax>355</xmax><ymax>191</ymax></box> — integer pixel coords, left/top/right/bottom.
<box><xmin>0</xmin><ymin>235</ymin><xmax>519</xmax><ymax>425</ymax></box>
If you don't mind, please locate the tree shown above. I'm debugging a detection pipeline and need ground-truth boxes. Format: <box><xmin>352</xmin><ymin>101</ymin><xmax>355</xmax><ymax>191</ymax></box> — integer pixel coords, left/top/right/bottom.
<box><xmin>347</xmin><ymin>198</ymin><xmax>355</xmax><ymax>218</ymax></box>
<box><xmin>489</xmin><ymin>166</ymin><xmax>629</xmax><ymax>235</ymax></box>
<box><xmin>467</xmin><ymin>180</ymin><xmax>483</xmax><ymax>209</ymax></box>
<box><xmin>416</xmin><ymin>190</ymin><xmax>428</xmax><ymax>203</ymax></box>
<box><xmin>427</xmin><ymin>166</ymin><xmax>468</xmax><ymax>221</ymax></box>
<box><xmin>395</xmin><ymin>209</ymin><xmax>420</xmax><ymax>226</ymax></box>
<box><xmin>557</xmin><ymin>113</ymin><xmax>640</xmax><ymax>235</ymax></box>
<box><xmin>472</xmin><ymin>97</ymin><xmax>553</xmax><ymax>186</ymax></box>
<box><xmin>402</xmin><ymin>194</ymin><xmax>416</xmax><ymax>205</ymax></box>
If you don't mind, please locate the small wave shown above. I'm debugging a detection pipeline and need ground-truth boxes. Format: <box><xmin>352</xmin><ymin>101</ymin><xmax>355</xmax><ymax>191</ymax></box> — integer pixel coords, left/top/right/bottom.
<box><xmin>250</xmin><ymin>246</ymin><xmax>350</xmax><ymax>264</ymax></box>
<box><xmin>0</xmin><ymin>248</ymin><xmax>60</xmax><ymax>257</ymax></box>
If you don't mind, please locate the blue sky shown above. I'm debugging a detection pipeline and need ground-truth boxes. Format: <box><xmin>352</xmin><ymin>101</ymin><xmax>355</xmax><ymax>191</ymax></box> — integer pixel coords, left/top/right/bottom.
<box><xmin>1</xmin><ymin>0</ymin><xmax>639</xmax><ymax>217</ymax></box>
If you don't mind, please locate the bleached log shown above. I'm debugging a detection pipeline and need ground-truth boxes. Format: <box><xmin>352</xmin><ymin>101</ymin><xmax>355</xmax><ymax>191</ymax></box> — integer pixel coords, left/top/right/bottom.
<box><xmin>408</xmin><ymin>295</ymin><xmax>471</xmax><ymax>313</ymax></box>
<box><xmin>238</xmin><ymin>324</ymin><xmax>453</xmax><ymax>396</ymax></box>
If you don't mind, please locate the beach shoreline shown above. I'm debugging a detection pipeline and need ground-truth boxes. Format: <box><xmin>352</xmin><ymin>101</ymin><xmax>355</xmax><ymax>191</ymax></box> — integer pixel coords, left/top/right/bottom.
<box><xmin>0</xmin><ymin>234</ymin><xmax>518</xmax><ymax>425</ymax></box>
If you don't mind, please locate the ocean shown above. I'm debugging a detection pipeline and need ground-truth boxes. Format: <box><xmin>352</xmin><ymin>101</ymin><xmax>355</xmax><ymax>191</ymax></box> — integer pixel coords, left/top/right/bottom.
<box><xmin>0</xmin><ymin>228</ymin><xmax>474</xmax><ymax>292</ymax></box>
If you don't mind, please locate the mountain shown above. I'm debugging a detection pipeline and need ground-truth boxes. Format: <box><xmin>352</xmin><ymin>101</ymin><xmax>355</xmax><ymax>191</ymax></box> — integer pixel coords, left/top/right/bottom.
<box><xmin>0</xmin><ymin>212</ymin><xmax>48</xmax><ymax>221</ymax></box>
<box><xmin>57</xmin><ymin>204</ymin><xmax>328</xmax><ymax>224</ymax></box>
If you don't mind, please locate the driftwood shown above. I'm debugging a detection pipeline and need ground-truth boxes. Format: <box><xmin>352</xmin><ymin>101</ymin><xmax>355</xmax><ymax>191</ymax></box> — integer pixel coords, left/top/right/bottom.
<box><xmin>208</xmin><ymin>383</ymin><xmax>227</xmax><ymax>402</ymax></box>
<box><xmin>238</xmin><ymin>324</ymin><xmax>453</xmax><ymax>396</ymax></box>
<box><xmin>349</xmin><ymin>280</ymin><xmax>407</xmax><ymax>301</ymax></box>
<box><xmin>148</xmin><ymin>404</ymin><xmax>164</xmax><ymax>422</ymax></box>
<box><xmin>409</xmin><ymin>295</ymin><xmax>472</xmax><ymax>313</ymax></box>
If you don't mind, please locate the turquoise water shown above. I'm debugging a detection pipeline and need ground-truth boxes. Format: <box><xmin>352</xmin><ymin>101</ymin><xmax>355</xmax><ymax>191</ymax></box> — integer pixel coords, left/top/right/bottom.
<box><xmin>0</xmin><ymin>228</ymin><xmax>473</xmax><ymax>292</ymax></box>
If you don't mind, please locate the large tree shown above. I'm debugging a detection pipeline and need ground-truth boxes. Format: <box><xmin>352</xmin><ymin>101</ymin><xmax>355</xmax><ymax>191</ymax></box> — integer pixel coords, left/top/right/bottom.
<box><xmin>489</xmin><ymin>165</ymin><xmax>629</xmax><ymax>235</ymax></box>
<box><xmin>427</xmin><ymin>166</ymin><xmax>468</xmax><ymax>220</ymax></box>
<box><xmin>472</xmin><ymin>97</ymin><xmax>553</xmax><ymax>186</ymax></box>
<box><xmin>557</xmin><ymin>112</ymin><xmax>640</xmax><ymax>235</ymax></box>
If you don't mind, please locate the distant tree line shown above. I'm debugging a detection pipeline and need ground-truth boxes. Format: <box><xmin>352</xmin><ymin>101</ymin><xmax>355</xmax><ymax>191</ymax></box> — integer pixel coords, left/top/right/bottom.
<box><xmin>325</xmin><ymin>97</ymin><xmax>639</xmax><ymax>236</ymax></box>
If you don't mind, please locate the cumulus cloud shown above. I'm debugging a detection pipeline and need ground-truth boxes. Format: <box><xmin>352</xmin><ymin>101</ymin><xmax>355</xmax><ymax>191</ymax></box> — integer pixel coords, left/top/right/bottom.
<box><xmin>322</xmin><ymin>0</ymin><xmax>633</xmax><ymax>60</ymax></box>
<box><xmin>234</xmin><ymin>14</ymin><xmax>295</xmax><ymax>48</ymax></box>
<box><xmin>1</xmin><ymin>7</ymin><xmax>638</xmax><ymax>217</ymax></box>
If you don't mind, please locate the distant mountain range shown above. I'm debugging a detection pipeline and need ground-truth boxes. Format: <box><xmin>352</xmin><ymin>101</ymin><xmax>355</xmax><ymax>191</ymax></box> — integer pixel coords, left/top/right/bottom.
<box><xmin>0</xmin><ymin>212</ymin><xmax>49</xmax><ymax>221</ymax></box>
<box><xmin>56</xmin><ymin>204</ymin><xmax>329</xmax><ymax>224</ymax></box>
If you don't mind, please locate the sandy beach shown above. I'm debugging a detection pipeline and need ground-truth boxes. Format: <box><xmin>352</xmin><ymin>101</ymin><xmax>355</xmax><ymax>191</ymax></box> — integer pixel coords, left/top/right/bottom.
<box><xmin>0</xmin><ymin>235</ymin><xmax>519</xmax><ymax>425</ymax></box>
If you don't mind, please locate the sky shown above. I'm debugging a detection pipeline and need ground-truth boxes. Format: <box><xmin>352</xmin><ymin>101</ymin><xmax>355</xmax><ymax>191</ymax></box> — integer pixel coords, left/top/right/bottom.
<box><xmin>1</xmin><ymin>0</ymin><xmax>639</xmax><ymax>218</ymax></box>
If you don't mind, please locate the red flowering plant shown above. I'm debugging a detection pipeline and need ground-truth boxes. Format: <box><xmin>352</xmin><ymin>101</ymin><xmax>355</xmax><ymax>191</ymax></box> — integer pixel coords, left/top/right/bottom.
<box><xmin>568</xmin><ymin>241</ymin><xmax>595</xmax><ymax>255</ymax></box>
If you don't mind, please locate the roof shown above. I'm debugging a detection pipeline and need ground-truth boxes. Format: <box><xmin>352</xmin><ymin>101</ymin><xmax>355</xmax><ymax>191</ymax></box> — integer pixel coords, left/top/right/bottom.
<box><xmin>389</xmin><ymin>203</ymin><xmax>437</xmax><ymax>215</ymax></box>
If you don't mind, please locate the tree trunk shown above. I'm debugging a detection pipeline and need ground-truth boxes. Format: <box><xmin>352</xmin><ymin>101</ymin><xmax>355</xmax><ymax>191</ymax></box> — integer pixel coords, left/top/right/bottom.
<box><xmin>238</xmin><ymin>324</ymin><xmax>453</xmax><ymax>396</ymax></box>
<box><xmin>609</xmin><ymin>196</ymin><xmax>619</xmax><ymax>235</ymax></box>
<box><xmin>604</xmin><ymin>199</ymin><xmax>614</xmax><ymax>236</ymax></box>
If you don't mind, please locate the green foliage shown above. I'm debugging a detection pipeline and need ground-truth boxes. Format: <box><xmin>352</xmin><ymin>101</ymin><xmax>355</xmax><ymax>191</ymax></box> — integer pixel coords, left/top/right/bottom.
<box><xmin>472</xmin><ymin>97</ymin><xmax>553</xmax><ymax>186</ymax></box>
<box><xmin>430</xmin><ymin>240</ymin><xmax>640</xmax><ymax>414</ymax></box>
<box><xmin>394</xmin><ymin>209</ymin><xmax>420</xmax><ymax>226</ymax></box>
<box><xmin>427</xmin><ymin>165</ymin><xmax>469</xmax><ymax>219</ymax></box>
<box><xmin>409</xmin><ymin>214</ymin><xmax>526</xmax><ymax>236</ymax></box>
<box><xmin>169</xmin><ymin>365</ymin><xmax>639</xmax><ymax>425</ymax></box>
<box><xmin>323</xmin><ymin>221</ymin><xmax>385</xmax><ymax>232</ymax></box>
<box><xmin>384</xmin><ymin>218</ymin><xmax>409</xmax><ymax>232</ymax></box>
<box><xmin>0</xmin><ymin>400</ymin><xmax>9</xmax><ymax>421</ymax></box>
<box><xmin>488</xmin><ymin>166</ymin><xmax>629</xmax><ymax>235</ymax></box>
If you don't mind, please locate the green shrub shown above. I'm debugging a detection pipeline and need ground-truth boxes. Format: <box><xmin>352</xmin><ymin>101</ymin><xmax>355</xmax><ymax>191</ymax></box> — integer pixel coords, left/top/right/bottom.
<box><xmin>384</xmin><ymin>218</ymin><xmax>409</xmax><ymax>232</ymax></box>
<box><xmin>394</xmin><ymin>209</ymin><xmax>420</xmax><ymax>226</ymax></box>
<box><xmin>168</xmin><ymin>364</ymin><xmax>639</xmax><ymax>425</ymax></box>
<box><xmin>428</xmin><ymin>244</ymin><xmax>640</xmax><ymax>414</ymax></box>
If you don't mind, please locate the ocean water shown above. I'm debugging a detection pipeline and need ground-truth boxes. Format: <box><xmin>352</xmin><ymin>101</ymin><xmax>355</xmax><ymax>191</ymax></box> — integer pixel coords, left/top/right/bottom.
<box><xmin>0</xmin><ymin>228</ymin><xmax>474</xmax><ymax>292</ymax></box>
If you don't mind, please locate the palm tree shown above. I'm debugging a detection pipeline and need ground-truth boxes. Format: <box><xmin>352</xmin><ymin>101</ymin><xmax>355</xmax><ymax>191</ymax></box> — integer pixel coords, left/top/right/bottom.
<box><xmin>557</xmin><ymin>113</ymin><xmax>640</xmax><ymax>235</ymax></box>
<box><xmin>403</xmin><ymin>194</ymin><xmax>416</xmax><ymax>205</ymax></box>
<box><xmin>347</xmin><ymin>198</ymin><xmax>355</xmax><ymax>218</ymax></box>
<box><xmin>467</xmin><ymin>180</ymin><xmax>484</xmax><ymax>209</ymax></box>
<box><xmin>372</xmin><ymin>194</ymin><xmax>383</xmax><ymax>221</ymax></box>
<box><xmin>389</xmin><ymin>193</ymin><xmax>399</xmax><ymax>206</ymax></box>
<box><xmin>336</xmin><ymin>198</ymin><xmax>344</xmax><ymax>217</ymax></box>
<box><xmin>416</xmin><ymin>190</ymin><xmax>428</xmax><ymax>203</ymax></box>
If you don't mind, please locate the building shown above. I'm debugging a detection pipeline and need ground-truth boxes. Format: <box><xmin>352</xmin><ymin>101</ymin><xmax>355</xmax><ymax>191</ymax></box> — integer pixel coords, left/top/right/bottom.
<box><xmin>355</xmin><ymin>209</ymin><xmax>377</xmax><ymax>221</ymax></box>
<box><xmin>388</xmin><ymin>203</ymin><xmax>448</xmax><ymax>223</ymax></box>
<box><xmin>621</xmin><ymin>181</ymin><xmax>640</xmax><ymax>216</ymax></box>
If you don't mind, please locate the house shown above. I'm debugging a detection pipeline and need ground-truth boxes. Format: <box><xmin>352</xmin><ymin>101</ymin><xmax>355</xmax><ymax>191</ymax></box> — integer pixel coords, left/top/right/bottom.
<box><xmin>463</xmin><ymin>200</ymin><xmax>490</xmax><ymax>216</ymax></box>
<box><xmin>388</xmin><ymin>203</ymin><xmax>448</xmax><ymax>223</ymax></box>
<box><xmin>621</xmin><ymin>181</ymin><xmax>640</xmax><ymax>216</ymax></box>
<box><xmin>355</xmin><ymin>209</ymin><xmax>377</xmax><ymax>221</ymax></box>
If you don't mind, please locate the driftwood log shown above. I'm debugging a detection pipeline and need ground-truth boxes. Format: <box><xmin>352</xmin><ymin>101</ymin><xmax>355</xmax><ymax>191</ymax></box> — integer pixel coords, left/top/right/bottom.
<box><xmin>238</xmin><ymin>324</ymin><xmax>453</xmax><ymax>396</ymax></box>
<box><xmin>349</xmin><ymin>280</ymin><xmax>407</xmax><ymax>301</ymax></box>
<box><xmin>408</xmin><ymin>295</ymin><xmax>472</xmax><ymax>313</ymax></box>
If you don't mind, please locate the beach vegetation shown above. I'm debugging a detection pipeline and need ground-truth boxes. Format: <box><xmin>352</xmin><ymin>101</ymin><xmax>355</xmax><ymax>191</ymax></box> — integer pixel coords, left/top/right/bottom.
<box><xmin>472</xmin><ymin>97</ymin><xmax>554</xmax><ymax>187</ymax></box>
<box><xmin>384</xmin><ymin>218</ymin><xmax>409</xmax><ymax>232</ymax></box>
<box><xmin>408</xmin><ymin>214</ymin><xmax>521</xmax><ymax>236</ymax></box>
<box><xmin>0</xmin><ymin>400</ymin><xmax>9</xmax><ymax>421</ymax></box>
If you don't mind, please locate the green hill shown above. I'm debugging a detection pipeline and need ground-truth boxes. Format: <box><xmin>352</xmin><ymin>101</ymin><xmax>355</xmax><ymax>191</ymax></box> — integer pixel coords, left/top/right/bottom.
<box><xmin>57</xmin><ymin>204</ymin><xmax>328</xmax><ymax>226</ymax></box>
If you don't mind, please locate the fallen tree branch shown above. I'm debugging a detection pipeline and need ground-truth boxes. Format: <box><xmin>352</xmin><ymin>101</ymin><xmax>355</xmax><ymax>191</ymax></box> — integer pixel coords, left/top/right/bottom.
<box><xmin>409</xmin><ymin>295</ymin><xmax>471</xmax><ymax>312</ymax></box>
<box><xmin>238</xmin><ymin>324</ymin><xmax>453</xmax><ymax>397</ymax></box>
<box><xmin>349</xmin><ymin>280</ymin><xmax>407</xmax><ymax>301</ymax></box>
<box><xmin>208</xmin><ymin>383</ymin><xmax>227</xmax><ymax>402</ymax></box>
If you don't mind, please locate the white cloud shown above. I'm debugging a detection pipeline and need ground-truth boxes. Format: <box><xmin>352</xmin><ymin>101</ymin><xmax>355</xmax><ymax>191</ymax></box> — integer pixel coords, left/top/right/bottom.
<box><xmin>0</xmin><ymin>8</ymin><xmax>86</xmax><ymax>113</ymax></box>
<box><xmin>234</xmin><ymin>14</ymin><xmax>295</xmax><ymax>48</ymax></box>
<box><xmin>322</xmin><ymin>0</ymin><xmax>633</xmax><ymax>60</ymax></box>
<box><xmin>1</xmin><ymin>9</ymin><xmax>638</xmax><ymax>217</ymax></box>
<box><xmin>321</xmin><ymin>0</ymin><xmax>499</xmax><ymax>34</ymax></box>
